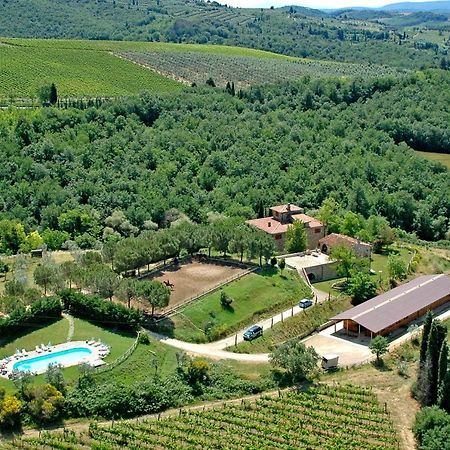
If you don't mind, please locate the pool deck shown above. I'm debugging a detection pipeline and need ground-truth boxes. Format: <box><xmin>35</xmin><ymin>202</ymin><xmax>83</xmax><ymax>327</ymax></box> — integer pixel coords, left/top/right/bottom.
<box><xmin>0</xmin><ymin>340</ymin><xmax>108</xmax><ymax>378</ymax></box>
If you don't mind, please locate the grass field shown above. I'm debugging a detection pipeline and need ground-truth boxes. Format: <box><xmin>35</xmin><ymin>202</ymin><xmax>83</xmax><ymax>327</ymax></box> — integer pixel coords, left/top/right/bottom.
<box><xmin>167</xmin><ymin>267</ymin><xmax>311</xmax><ymax>343</ymax></box>
<box><xmin>0</xmin><ymin>317</ymin><xmax>137</xmax><ymax>393</ymax></box>
<box><xmin>0</xmin><ymin>37</ymin><xmax>400</xmax><ymax>100</ymax></box>
<box><xmin>7</xmin><ymin>384</ymin><xmax>399</xmax><ymax>449</ymax></box>
<box><xmin>415</xmin><ymin>150</ymin><xmax>450</xmax><ymax>169</ymax></box>
<box><xmin>231</xmin><ymin>296</ymin><xmax>352</xmax><ymax>354</ymax></box>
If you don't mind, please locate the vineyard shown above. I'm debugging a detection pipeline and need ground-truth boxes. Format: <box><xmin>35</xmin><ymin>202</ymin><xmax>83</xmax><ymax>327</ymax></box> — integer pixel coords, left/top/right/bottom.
<box><xmin>0</xmin><ymin>37</ymin><xmax>401</xmax><ymax>102</ymax></box>
<box><xmin>0</xmin><ymin>42</ymin><xmax>182</xmax><ymax>100</ymax></box>
<box><xmin>118</xmin><ymin>50</ymin><xmax>400</xmax><ymax>88</ymax></box>
<box><xmin>4</xmin><ymin>384</ymin><xmax>400</xmax><ymax>449</ymax></box>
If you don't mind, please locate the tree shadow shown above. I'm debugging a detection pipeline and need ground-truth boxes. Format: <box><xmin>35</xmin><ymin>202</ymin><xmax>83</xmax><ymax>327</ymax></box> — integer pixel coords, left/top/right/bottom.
<box><xmin>0</xmin><ymin>318</ymin><xmax>60</xmax><ymax>348</ymax></box>
<box><xmin>145</xmin><ymin>316</ymin><xmax>175</xmax><ymax>338</ymax></box>
<box><xmin>371</xmin><ymin>359</ymin><xmax>391</xmax><ymax>372</ymax></box>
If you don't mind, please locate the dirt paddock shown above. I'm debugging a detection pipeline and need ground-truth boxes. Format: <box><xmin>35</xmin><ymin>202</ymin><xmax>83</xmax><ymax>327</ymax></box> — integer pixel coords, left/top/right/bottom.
<box><xmin>148</xmin><ymin>260</ymin><xmax>249</xmax><ymax>312</ymax></box>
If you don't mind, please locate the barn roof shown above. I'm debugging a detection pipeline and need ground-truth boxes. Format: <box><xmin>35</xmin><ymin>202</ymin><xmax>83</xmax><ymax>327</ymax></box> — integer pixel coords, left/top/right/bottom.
<box><xmin>331</xmin><ymin>274</ymin><xmax>450</xmax><ymax>333</ymax></box>
<box><xmin>319</xmin><ymin>233</ymin><xmax>370</xmax><ymax>248</ymax></box>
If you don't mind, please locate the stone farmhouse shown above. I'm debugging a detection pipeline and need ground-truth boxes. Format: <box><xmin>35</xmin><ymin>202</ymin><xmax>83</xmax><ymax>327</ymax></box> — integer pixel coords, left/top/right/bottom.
<box><xmin>318</xmin><ymin>233</ymin><xmax>371</xmax><ymax>258</ymax></box>
<box><xmin>246</xmin><ymin>203</ymin><xmax>325</xmax><ymax>250</ymax></box>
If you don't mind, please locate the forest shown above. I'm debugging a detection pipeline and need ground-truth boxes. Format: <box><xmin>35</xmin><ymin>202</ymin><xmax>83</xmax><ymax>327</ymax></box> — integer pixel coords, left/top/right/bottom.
<box><xmin>0</xmin><ymin>70</ymin><xmax>449</xmax><ymax>253</ymax></box>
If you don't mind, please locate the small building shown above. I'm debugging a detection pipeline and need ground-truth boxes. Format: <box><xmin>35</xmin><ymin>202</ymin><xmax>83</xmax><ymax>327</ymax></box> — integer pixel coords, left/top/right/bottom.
<box><xmin>330</xmin><ymin>274</ymin><xmax>450</xmax><ymax>337</ymax></box>
<box><xmin>318</xmin><ymin>233</ymin><xmax>371</xmax><ymax>258</ymax></box>
<box><xmin>247</xmin><ymin>203</ymin><xmax>325</xmax><ymax>250</ymax></box>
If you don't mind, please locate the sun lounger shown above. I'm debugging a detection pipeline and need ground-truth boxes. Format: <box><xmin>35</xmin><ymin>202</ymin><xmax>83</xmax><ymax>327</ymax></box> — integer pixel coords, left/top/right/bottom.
<box><xmin>87</xmin><ymin>339</ymin><xmax>96</xmax><ymax>345</ymax></box>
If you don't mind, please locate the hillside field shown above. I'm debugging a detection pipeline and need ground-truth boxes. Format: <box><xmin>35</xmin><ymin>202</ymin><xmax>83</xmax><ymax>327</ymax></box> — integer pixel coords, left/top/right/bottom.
<box><xmin>4</xmin><ymin>384</ymin><xmax>399</xmax><ymax>450</ymax></box>
<box><xmin>0</xmin><ymin>38</ymin><xmax>399</xmax><ymax>100</ymax></box>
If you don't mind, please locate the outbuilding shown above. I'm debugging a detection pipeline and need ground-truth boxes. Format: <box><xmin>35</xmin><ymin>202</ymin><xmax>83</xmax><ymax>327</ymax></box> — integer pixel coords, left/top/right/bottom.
<box><xmin>330</xmin><ymin>274</ymin><xmax>450</xmax><ymax>337</ymax></box>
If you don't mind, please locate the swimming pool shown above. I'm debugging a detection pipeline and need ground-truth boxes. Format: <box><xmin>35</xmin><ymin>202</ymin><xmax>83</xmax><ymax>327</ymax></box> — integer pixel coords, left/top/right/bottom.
<box><xmin>13</xmin><ymin>347</ymin><xmax>93</xmax><ymax>373</ymax></box>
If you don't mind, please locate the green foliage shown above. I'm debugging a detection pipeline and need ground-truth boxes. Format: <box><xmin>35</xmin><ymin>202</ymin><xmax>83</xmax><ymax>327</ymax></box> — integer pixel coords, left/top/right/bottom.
<box><xmin>0</xmin><ymin>390</ymin><xmax>22</xmax><ymax>429</ymax></box>
<box><xmin>285</xmin><ymin>221</ymin><xmax>307</xmax><ymax>254</ymax></box>
<box><xmin>369</xmin><ymin>336</ymin><xmax>389</xmax><ymax>363</ymax></box>
<box><xmin>11</xmin><ymin>384</ymin><xmax>398</xmax><ymax>448</ymax></box>
<box><xmin>45</xmin><ymin>364</ymin><xmax>66</xmax><ymax>396</ymax></box>
<box><xmin>137</xmin><ymin>280</ymin><xmax>171</xmax><ymax>316</ymax></box>
<box><xmin>219</xmin><ymin>290</ymin><xmax>233</xmax><ymax>309</ymax></box>
<box><xmin>387</xmin><ymin>254</ymin><xmax>408</xmax><ymax>282</ymax></box>
<box><xmin>414</xmin><ymin>406</ymin><xmax>450</xmax><ymax>449</ymax></box>
<box><xmin>0</xmin><ymin>297</ymin><xmax>62</xmax><ymax>336</ymax></box>
<box><xmin>330</xmin><ymin>245</ymin><xmax>358</xmax><ymax>279</ymax></box>
<box><xmin>33</xmin><ymin>259</ymin><xmax>61</xmax><ymax>295</ymax></box>
<box><xmin>138</xmin><ymin>332</ymin><xmax>151</xmax><ymax>345</ymax></box>
<box><xmin>0</xmin><ymin>73</ymin><xmax>448</xmax><ymax>252</ymax></box>
<box><xmin>60</xmin><ymin>289</ymin><xmax>142</xmax><ymax>330</ymax></box>
<box><xmin>270</xmin><ymin>338</ymin><xmax>319</xmax><ymax>383</ymax></box>
<box><xmin>417</xmin><ymin>319</ymin><xmax>448</xmax><ymax>406</ymax></box>
<box><xmin>346</xmin><ymin>271</ymin><xmax>377</xmax><ymax>305</ymax></box>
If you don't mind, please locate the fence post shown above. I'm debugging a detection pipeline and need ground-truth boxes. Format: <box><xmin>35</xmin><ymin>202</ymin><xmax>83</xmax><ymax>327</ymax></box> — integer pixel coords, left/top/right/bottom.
<box><xmin>291</xmin><ymin>306</ymin><xmax>294</xmax><ymax>317</ymax></box>
<box><xmin>235</xmin><ymin>334</ymin><xmax>238</xmax><ymax>346</ymax></box>
<box><xmin>271</xmin><ymin>317</ymin><xmax>273</xmax><ymax>328</ymax></box>
<box><xmin>281</xmin><ymin>312</ymin><xmax>283</xmax><ymax>323</ymax></box>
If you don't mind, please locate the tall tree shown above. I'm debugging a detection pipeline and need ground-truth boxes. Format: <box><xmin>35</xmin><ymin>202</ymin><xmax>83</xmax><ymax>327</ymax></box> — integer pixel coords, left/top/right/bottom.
<box><xmin>420</xmin><ymin>321</ymin><xmax>448</xmax><ymax>406</ymax></box>
<box><xmin>137</xmin><ymin>280</ymin><xmax>170</xmax><ymax>316</ymax></box>
<box><xmin>49</xmin><ymin>83</ymin><xmax>58</xmax><ymax>105</ymax></box>
<box><xmin>33</xmin><ymin>260</ymin><xmax>60</xmax><ymax>296</ymax></box>
<box><xmin>285</xmin><ymin>221</ymin><xmax>307</xmax><ymax>253</ymax></box>
<box><xmin>115</xmin><ymin>278</ymin><xmax>138</xmax><ymax>308</ymax></box>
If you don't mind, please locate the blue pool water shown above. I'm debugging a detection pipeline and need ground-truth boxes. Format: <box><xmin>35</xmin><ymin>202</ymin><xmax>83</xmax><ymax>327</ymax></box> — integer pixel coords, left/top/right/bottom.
<box><xmin>13</xmin><ymin>347</ymin><xmax>93</xmax><ymax>373</ymax></box>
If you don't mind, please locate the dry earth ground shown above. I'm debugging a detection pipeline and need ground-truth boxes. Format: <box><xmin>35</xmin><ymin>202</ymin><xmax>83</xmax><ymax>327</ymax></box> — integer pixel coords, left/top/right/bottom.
<box><xmin>147</xmin><ymin>261</ymin><xmax>249</xmax><ymax>312</ymax></box>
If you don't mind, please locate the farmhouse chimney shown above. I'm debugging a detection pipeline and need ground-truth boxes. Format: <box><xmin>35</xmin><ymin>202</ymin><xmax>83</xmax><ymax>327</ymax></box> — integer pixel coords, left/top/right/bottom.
<box><xmin>268</xmin><ymin>221</ymin><xmax>271</xmax><ymax>227</ymax></box>
<box><xmin>287</xmin><ymin>203</ymin><xmax>291</xmax><ymax>212</ymax></box>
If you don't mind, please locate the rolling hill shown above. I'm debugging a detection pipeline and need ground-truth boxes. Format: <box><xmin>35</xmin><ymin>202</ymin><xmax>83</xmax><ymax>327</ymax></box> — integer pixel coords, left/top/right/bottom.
<box><xmin>0</xmin><ymin>38</ymin><xmax>399</xmax><ymax>102</ymax></box>
<box><xmin>0</xmin><ymin>0</ymin><xmax>446</xmax><ymax>70</ymax></box>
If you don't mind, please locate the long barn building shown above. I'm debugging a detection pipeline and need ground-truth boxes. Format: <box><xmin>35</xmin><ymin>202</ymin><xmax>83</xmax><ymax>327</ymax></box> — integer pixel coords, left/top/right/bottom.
<box><xmin>331</xmin><ymin>274</ymin><xmax>450</xmax><ymax>337</ymax></box>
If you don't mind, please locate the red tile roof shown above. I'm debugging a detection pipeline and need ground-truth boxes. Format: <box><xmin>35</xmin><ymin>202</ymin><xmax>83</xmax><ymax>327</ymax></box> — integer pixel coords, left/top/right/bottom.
<box><xmin>319</xmin><ymin>233</ymin><xmax>369</xmax><ymax>247</ymax></box>
<box><xmin>270</xmin><ymin>204</ymin><xmax>303</xmax><ymax>214</ymax></box>
<box><xmin>292</xmin><ymin>213</ymin><xmax>323</xmax><ymax>228</ymax></box>
<box><xmin>246</xmin><ymin>217</ymin><xmax>289</xmax><ymax>235</ymax></box>
<box><xmin>331</xmin><ymin>275</ymin><xmax>450</xmax><ymax>334</ymax></box>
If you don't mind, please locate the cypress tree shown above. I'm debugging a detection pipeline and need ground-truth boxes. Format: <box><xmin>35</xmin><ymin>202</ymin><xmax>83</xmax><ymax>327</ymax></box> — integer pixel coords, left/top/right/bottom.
<box><xmin>418</xmin><ymin>311</ymin><xmax>434</xmax><ymax>384</ymax></box>
<box><xmin>438</xmin><ymin>341</ymin><xmax>449</xmax><ymax>390</ymax></box>
<box><xmin>49</xmin><ymin>83</ymin><xmax>58</xmax><ymax>105</ymax></box>
<box><xmin>421</xmin><ymin>321</ymin><xmax>447</xmax><ymax>406</ymax></box>
<box><xmin>438</xmin><ymin>371</ymin><xmax>450</xmax><ymax>413</ymax></box>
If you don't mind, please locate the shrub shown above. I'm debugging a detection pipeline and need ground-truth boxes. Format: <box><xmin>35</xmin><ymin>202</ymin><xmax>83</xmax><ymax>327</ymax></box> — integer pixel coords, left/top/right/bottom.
<box><xmin>413</xmin><ymin>406</ymin><xmax>450</xmax><ymax>447</ymax></box>
<box><xmin>138</xmin><ymin>332</ymin><xmax>150</xmax><ymax>345</ymax></box>
<box><xmin>0</xmin><ymin>297</ymin><xmax>62</xmax><ymax>336</ymax></box>
<box><xmin>60</xmin><ymin>289</ymin><xmax>142</xmax><ymax>330</ymax></box>
<box><xmin>219</xmin><ymin>290</ymin><xmax>233</xmax><ymax>309</ymax></box>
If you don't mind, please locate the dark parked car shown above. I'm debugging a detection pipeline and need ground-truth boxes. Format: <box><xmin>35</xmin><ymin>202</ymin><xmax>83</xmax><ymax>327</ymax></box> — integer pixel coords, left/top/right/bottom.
<box><xmin>299</xmin><ymin>299</ymin><xmax>313</xmax><ymax>309</ymax></box>
<box><xmin>243</xmin><ymin>325</ymin><xmax>263</xmax><ymax>341</ymax></box>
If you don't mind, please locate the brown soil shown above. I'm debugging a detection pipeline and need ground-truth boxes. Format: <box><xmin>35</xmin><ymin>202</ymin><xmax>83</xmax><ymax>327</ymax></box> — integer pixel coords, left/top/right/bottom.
<box><xmin>144</xmin><ymin>261</ymin><xmax>248</xmax><ymax>312</ymax></box>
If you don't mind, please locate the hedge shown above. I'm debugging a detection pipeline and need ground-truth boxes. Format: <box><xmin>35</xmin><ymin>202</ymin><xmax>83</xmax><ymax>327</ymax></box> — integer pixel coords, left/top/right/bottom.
<box><xmin>0</xmin><ymin>297</ymin><xmax>62</xmax><ymax>336</ymax></box>
<box><xmin>60</xmin><ymin>289</ymin><xmax>142</xmax><ymax>330</ymax></box>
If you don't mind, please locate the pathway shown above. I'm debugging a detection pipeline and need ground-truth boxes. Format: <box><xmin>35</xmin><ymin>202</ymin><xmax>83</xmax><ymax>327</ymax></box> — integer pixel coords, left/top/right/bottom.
<box><xmin>62</xmin><ymin>312</ymin><xmax>75</xmax><ymax>342</ymax></box>
<box><xmin>149</xmin><ymin>288</ymin><xmax>329</xmax><ymax>362</ymax></box>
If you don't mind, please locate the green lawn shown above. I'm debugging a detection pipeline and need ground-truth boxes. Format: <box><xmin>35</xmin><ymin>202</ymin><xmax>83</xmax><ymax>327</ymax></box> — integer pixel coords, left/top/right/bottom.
<box><xmin>0</xmin><ymin>319</ymin><xmax>69</xmax><ymax>392</ymax></box>
<box><xmin>231</xmin><ymin>296</ymin><xmax>352</xmax><ymax>354</ymax></box>
<box><xmin>168</xmin><ymin>267</ymin><xmax>311</xmax><ymax>343</ymax></box>
<box><xmin>0</xmin><ymin>317</ymin><xmax>137</xmax><ymax>393</ymax></box>
<box><xmin>70</xmin><ymin>318</ymin><xmax>136</xmax><ymax>362</ymax></box>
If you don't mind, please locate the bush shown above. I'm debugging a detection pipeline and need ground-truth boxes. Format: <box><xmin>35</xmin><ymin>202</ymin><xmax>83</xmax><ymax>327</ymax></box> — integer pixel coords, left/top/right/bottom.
<box><xmin>219</xmin><ymin>290</ymin><xmax>233</xmax><ymax>309</ymax></box>
<box><xmin>138</xmin><ymin>332</ymin><xmax>150</xmax><ymax>345</ymax></box>
<box><xmin>413</xmin><ymin>406</ymin><xmax>450</xmax><ymax>446</ymax></box>
<box><xmin>60</xmin><ymin>289</ymin><xmax>142</xmax><ymax>330</ymax></box>
<box><xmin>0</xmin><ymin>297</ymin><xmax>62</xmax><ymax>336</ymax></box>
